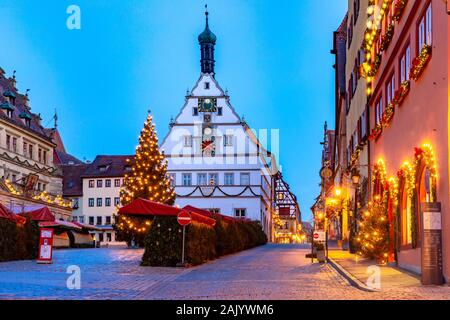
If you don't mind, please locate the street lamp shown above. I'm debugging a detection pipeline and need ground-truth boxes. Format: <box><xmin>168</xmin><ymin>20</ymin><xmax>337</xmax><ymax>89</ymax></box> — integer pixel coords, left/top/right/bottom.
<box><xmin>349</xmin><ymin>169</ymin><xmax>360</xmax><ymax>254</ymax></box>
<box><xmin>334</xmin><ymin>187</ymin><xmax>342</xmax><ymax>197</ymax></box>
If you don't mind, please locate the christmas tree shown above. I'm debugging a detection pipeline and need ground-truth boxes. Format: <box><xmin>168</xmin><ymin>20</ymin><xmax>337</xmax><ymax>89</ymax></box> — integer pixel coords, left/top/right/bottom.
<box><xmin>355</xmin><ymin>195</ymin><xmax>390</xmax><ymax>264</ymax></box>
<box><xmin>115</xmin><ymin>112</ymin><xmax>176</xmax><ymax>245</ymax></box>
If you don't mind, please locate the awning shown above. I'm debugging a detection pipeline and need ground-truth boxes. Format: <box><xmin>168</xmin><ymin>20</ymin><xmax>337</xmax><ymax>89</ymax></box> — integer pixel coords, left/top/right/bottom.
<box><xmin>0</xmin><ymin>202</ymin><xmax>26</xmax><ymax>224</ymax></box>
<box><xmin>39</xmin><ymin>220</ymin><xmax>82</xmax><ymax>231</ymax></box>
<box><xmin>118</xmin><ymin>198</ymin><xmax>216</xmax><ymax>226</ymax></box>
<box><xmin>183</xmin><ymin>205</ymin><xmax>236</xmax><ymax>223</ymax></box>
<box><xmin>72</xmin><ymin>221</ymin><xmax>103</xmax><ymax>231</ymax></box>
<box><xmin>19</xmin><ymin>207</ymin><xmax>55</xmax><ymax>222</ymax></box>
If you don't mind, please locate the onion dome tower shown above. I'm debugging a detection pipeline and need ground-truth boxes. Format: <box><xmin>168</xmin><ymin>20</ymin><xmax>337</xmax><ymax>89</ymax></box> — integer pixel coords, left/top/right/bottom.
<box><xmin>198</xmin><ymin>5</ymin><xmax>217</xmax><ymax>76</ymax></box>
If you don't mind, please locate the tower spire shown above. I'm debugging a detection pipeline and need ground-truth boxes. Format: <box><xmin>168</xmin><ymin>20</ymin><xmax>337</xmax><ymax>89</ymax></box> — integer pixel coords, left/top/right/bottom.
<box><xmin>198</xmin><ymin>4</ymin><xmax>217</xmax><ymax>75</ymax></box>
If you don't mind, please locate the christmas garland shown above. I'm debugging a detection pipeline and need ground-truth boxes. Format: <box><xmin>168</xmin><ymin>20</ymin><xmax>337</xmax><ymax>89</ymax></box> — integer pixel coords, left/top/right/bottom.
<box><xmin>393</xmin><ymin>0</ymin><xmax>408</xmax><ymax>21</ymax></box>
<box><xmin>368</xmin><ymin>53</ymin><xmax>382</xmax><ymax>77</ymax></box>
<box><xmin>409</xmin><ymin>44</ymin><xmax>432</xmax><ymax>81</ymax></box>
<box><xmin>368</xmin><ymin>123</ymin><xmax>382</xmax><ymax>141</ymax></box>
<box><xmin>382</xmin><ymin>103</ymin><xmax>395</xmax><ymax>128</ymax></box>
<box><xmin>393</xmin><ymin>80</ymin><xmax>410</xmax><ymax>106</ymax></box>
<box><xmin>176</xmin><ymin>185</ymin><xmax>260</xmax><ymax>198</ymax></box>
<box><xmin>366</xmin><ymin>144</ymin><xmax>439</xmax><ymax>258</ymax></box>
<box><xmin>380</xmin><ymin>23</ymin><xmax>395</xmax><ymax>52</ymax></box>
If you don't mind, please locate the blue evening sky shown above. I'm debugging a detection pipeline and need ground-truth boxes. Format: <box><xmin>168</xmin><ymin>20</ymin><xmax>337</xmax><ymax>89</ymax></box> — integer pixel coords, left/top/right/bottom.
<box><xmin>0</xmin><ymin>0</ymin><xmax>347</xmax><ymax>221</ymax></box>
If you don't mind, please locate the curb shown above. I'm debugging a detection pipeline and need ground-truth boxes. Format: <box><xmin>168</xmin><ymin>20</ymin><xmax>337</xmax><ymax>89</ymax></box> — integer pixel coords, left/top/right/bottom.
<box><xmin>327</xmin><ymin>257</ymin><xmax>378</xmax><ymax>292</ymax></box>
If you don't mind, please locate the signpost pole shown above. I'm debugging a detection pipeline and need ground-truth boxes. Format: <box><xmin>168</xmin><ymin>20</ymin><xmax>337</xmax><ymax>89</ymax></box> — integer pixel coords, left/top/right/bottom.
<box><xmin>177</xmin><ymin>211</ymin><xmax>191</xmax><ymax>267</ymax></box>
<box><xmin>181</xmin><ymin>225</ymin><xmax>186</xmax><ymax>265</ymax></box>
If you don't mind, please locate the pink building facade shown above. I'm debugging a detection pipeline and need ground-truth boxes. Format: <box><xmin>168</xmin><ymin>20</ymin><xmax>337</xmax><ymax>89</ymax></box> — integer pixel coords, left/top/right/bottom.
<box><xmin>365</xmin><ymin>0</ymin><xmax>450</xmax><ymax>278</ymax></box>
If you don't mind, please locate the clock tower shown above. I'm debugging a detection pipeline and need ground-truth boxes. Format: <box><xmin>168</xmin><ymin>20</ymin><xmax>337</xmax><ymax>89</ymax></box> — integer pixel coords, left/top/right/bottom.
<box><xmin>161</xmin><ymin>7</ymin><xmax>278</xmax><ymax>240</ymax></box>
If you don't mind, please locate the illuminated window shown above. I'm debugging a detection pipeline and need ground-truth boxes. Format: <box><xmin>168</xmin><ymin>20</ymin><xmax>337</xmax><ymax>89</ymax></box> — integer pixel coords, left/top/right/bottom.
<box><xmin>401</xmin><ymin>190</ymin><xmax>412</xmax><ymax>245</ymax></box>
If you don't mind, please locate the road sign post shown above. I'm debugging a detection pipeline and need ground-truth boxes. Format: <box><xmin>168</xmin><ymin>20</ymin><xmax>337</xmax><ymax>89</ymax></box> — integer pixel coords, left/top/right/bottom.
<box><xmin>177</xmin><ymin>211</ymin><xmax>192</xmax><ymax>267</ymax></box>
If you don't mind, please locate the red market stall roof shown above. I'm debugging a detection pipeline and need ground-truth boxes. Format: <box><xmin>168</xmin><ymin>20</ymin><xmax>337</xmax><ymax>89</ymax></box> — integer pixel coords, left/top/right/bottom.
<box><xmin>0</xmin><ymin>202</ymin><xmax>26</xmax><ymax>224</ymax></box>
<box><xmin>19</xmin><ymin>207</ymin><xmax>55</xmax><ymax>222</ymax></box>
<box><xmin>72</xmin><ymin>221</ymin><xmax>102</xmax><ymax>231</ymax></box>
<box><xmin>39</xmin><ymin>220</ymin><xmax>82</xmax><ymax>231</ymax></box>
<box><xmin>183</xmin><ymin>205</ymin><xmax>236</xmax><ymax>223</ymax></box>
<box><xmin>118</xmin><ymin>198</ymin><xmax>216</xmax><ymax>227</ymax></box>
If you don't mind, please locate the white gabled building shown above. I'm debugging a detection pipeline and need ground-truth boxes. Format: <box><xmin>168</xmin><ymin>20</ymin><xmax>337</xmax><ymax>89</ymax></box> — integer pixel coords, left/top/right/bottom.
<box><xmin>161</xmin><ymin>8</ymin><xmax>278</xmax><ymax>239</ymax></box>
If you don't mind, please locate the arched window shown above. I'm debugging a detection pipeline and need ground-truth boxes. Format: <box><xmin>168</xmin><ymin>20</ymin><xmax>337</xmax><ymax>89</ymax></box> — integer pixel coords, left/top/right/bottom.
<box><xmin>400</xmin><ymin>185</ymin><xmax>412</xmax><ymax>245</ymax></box>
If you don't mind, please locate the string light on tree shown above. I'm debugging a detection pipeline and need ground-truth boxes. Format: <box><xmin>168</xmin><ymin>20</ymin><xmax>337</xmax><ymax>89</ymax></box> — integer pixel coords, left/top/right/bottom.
<box><xmin>115</xmin><ymin>111</ymin><xmax>176</xmax><ymax>245</ymax></box>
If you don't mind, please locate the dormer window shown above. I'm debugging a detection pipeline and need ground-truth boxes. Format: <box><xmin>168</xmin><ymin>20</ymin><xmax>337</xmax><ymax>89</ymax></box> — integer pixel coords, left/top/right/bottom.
<box><xmin>1</xmin><ymin>101</ymin><xmax>14</xmax><ymax>118</ymax></box>
<box><xmin>3</xmin><ymin>90</ymin><xmax>16</xmax><ymax>106</ymax></box>
<box><xmin>19</xmin><ymin>112</ymin><xmax>32</xmax><ymax>127</ymax></box>
<box><xmin>204</xmin><ymin>82</ymin><xmax>210</xmax><ymax>90</ymax></box>
<box><xmin>98</xmin><ymin>165</ymin><xmax>109</xmax><ymax>172</ymax></box>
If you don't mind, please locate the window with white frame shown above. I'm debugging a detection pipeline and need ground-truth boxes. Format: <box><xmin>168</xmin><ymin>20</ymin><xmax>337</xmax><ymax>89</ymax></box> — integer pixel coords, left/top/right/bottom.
<box><xmin>114</xmin><ymin>179</ymin><xmax>121</xmax><ymax>187</ymax></box>
<box><xmin>224</xmin><ymin>173</ymin><xmax>234</xmax><ymax>186</ymax></box>
<box><xmin>234</xmin><ymin>208</ymin><xmax>247</xmax><ymax>218</ymax></box>
<box><xmin>240</xmin><ymin>173</ymin><xmax>250</xmax><ymax>185</ymax></box>
<box><xmin>105</xmin><ymin>198</ymin><xmax>111</xmax><ymax>207</ymax></box>
<box><xmin>375</xmin><ymin>97</ymin><xmax>383</xmax><ymax>126</ymax></box>
<box><xmin>183</xmin><ymin>135</ymin><xmax>193</xmax><ymax>147</ymax></box>
<box><xmin>182</xmin><ymin>173</ymin><xmax>192</xmax><ymax>186</ymax></box>
<box><xmin>224</xmin><ymin>134</ymin><xmax>233</xmax><ymax>146</ymax></box>
<box><xmin>418</xmin><ymin>3</ymin><xmax>432</xmax><ymax>52</ymax></box>
<box><xmin>400</xmin><ymin>44</ymin><xmax>411</xmax><ymax>83</ymax></box>
<box><xmin>114</xmin><ymin>197</ymin><xmax>120</xmax><ymax>206</ymax></box>
<box><xmin>386</xmin><ymin>74</ymin><xmax>395</xmax><ymax>105</ymax></box>
<box><xmin>88</xmin><ymin>198</ymin><xmax>95</xmax><ymax>207</ymax></box>
<box><xmin>197</xmin><ymin>173</ymin><xmax>207</xmax><ymax>186</ymax></box>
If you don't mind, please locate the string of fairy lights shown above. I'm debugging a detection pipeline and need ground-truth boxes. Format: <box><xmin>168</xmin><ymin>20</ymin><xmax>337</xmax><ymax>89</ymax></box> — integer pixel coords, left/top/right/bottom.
<box><xmin>356</xmin><ymin>144</ymin><xmax>438</xmax><ymax>262</ymax></box>
<box><xmin>2</xmin><ymin>179</ymin><xmax>72</xmax><ymax>208</ymax></box>
<box><xmin>116</xmin><ymin>113</ymin><xmax>176</xmax><ymax>236</ymax></box>
<box><xmin>361</xmin><ymin>0</ymin><xmax>411</xmax><ymax>97</ymax></box>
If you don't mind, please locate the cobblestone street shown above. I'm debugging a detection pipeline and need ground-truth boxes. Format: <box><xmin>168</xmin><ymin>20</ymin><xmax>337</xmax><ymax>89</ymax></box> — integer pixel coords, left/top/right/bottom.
<box><xmin>1</xmin><ymin>244</ymin><xmax>450</xmax><ymax>300</ymax></box>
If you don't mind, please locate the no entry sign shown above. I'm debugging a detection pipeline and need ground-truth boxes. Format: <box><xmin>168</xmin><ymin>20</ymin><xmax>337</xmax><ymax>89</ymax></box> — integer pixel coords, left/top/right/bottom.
<box><xmin>177</xmin><ymin>211</ymin><xmax>192</xmax><ymax>226</ymax></box>
<box><xmin>313</xmin><ymin>231</ymin><xmax>325</xmax><ymax>242</ymax></box>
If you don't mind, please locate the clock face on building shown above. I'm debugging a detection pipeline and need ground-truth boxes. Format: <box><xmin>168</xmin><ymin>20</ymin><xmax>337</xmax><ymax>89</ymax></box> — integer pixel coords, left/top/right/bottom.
<box><xmin>198</xmin><ymin>98</ymin><xmax>217</xmax><ymax>112</ymax></box>
<box><xmin>204</xmin><ymin>127</ymin><xmax>212</xmax><ymax>136</ymax></box>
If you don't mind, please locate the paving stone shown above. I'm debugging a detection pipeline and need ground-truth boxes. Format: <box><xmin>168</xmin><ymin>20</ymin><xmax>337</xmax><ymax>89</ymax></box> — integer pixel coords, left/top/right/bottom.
<box><xmin>0</xmin><ymin>244</ymin><xmax>449</xmax><ymax>300</ymax></box>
